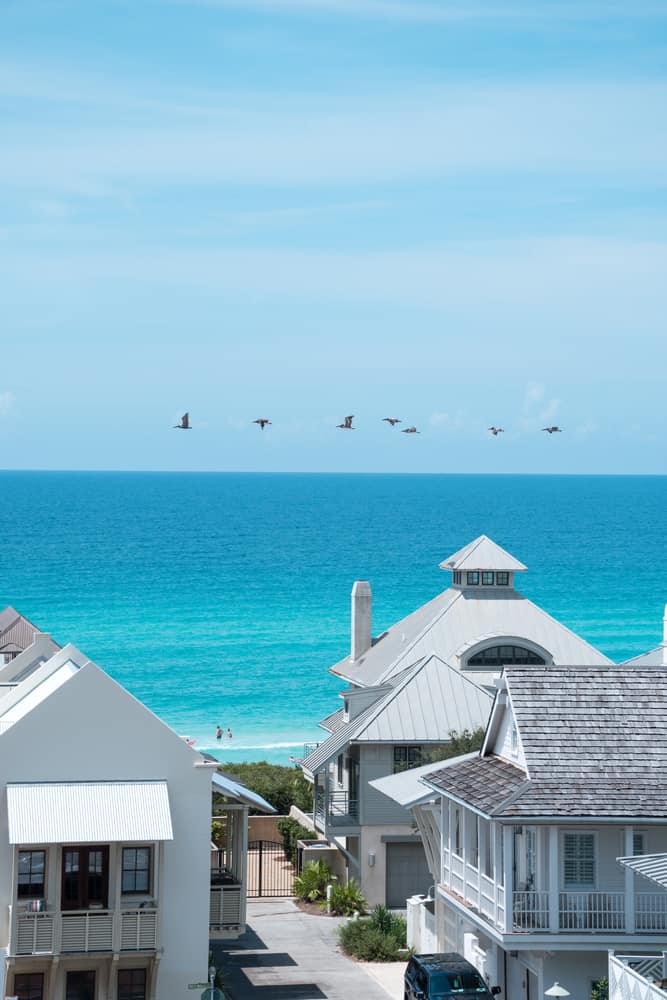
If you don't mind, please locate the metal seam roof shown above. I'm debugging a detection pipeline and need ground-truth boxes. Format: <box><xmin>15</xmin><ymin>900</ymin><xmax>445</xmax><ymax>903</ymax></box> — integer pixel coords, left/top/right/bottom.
<box><xmin>212</xmin><ymin>772</ymin><xmax>276</xmax><ymax>813</ymax></box>
<box><xmin>7</xmin><ymin>781</ymin><xmax>174</xmax><ymax>844</ymax></box>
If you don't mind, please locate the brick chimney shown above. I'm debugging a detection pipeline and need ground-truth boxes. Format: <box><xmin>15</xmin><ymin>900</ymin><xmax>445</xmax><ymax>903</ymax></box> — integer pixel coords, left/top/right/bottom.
<box><xmin>351</xmin><ymin>580</ymin><xmax>372</xmax><ymax>661</ymax></box>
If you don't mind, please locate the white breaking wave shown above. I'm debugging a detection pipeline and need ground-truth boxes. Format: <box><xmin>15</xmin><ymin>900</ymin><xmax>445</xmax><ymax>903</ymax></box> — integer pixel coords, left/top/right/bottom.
<box><xmin>197</xmin><ymin>741</ymin><xmax>303</xmax><ymax>751</ymax></box>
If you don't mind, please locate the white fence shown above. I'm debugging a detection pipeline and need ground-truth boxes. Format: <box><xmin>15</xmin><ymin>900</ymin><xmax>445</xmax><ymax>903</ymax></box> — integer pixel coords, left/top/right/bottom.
<box><xmin>11</xmin><ymin>907</ymin><xmax>158</xmax><ymax>955</ymax></box>
<box><xmin>609</xmin><ymin>953</ymin><xmax>666</xmax><ymax>1000</ymax></box>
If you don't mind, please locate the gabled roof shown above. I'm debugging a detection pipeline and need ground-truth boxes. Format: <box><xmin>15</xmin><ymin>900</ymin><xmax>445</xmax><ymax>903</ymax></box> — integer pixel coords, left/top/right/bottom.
<box><xmin>439</xmin><ymin>535</ymin><xmax>527</xmax><ymax>573</ymax></box>
<box><xmin>426</xmin><ymin>665</ymin><xmax>667</xmax><ymax>819</ymax></box>
<box><xmin>302</xmin><ymin>655</ymin><xmax>492</xmax><ymax>777</ymax></box>
<box><xmin>427</xmin><ymin>755</ymin><xmax>528</xmax><ymax>814</ymax></box>
<box><xmin>0</xmin><ymin>606</ymin><xmax>41</xmax><ymax>654</ymax></box>
<box><xmin>319</xmin><ymin>707</ymin><xmax>346</xmax><ymax>734</ymax></box>
<box><xmin>623</xmin><ymin>646</ymin><xmax>665</xmax><ymax>667</ymax></box>
<box><xmin>370</xmin><ymin>753</ymin><xmax>478</xmax><ymax>809</ymax></box>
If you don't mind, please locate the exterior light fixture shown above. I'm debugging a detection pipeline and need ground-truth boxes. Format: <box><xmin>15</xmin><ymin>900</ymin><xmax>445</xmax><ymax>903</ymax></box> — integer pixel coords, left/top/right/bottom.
<box><xmin>545</xmin><ymin>984</ymin><xmax>570</xmax><ymax>997</ymax></box>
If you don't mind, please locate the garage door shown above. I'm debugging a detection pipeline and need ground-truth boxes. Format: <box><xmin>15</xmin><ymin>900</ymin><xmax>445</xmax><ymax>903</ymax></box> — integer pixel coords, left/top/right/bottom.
<box><xmin>385</xmin><ymin>841</ymin><xmax>432</xmax><ymax>908</ymax></box>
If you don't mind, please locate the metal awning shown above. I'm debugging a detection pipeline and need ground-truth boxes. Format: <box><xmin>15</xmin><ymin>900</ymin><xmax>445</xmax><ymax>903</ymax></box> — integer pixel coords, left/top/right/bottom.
<box><xmin>7</xmin><ymin>781</ymin><xmax>173</xmax><ymax>844</ymax></box>
<box><xmin>212</xmin><ymin>772</ymin><xmax>276</xmax><ymax>813</ymax></box>
<box><xmin>618</xmin><ymin>853</ymin><xmax>667</xmax><ymax>890</ymax></box>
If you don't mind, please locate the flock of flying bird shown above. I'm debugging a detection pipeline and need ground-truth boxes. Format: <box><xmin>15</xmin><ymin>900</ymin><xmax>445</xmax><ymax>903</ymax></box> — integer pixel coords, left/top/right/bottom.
<box><xmin>174</xmin><ymin>413</ymin><xmax>563</xmax><ymax>435</ymax></box>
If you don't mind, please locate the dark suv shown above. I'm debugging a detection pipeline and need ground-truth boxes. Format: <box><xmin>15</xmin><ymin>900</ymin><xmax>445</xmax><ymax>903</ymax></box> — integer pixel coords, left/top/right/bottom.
<box><xmin>404</xmin><ymin>953</ymin><xmax>502</xmax><ymax>1000</ymax></box>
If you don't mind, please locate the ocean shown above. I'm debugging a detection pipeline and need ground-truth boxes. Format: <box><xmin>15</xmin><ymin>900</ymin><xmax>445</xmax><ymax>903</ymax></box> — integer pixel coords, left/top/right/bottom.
<box><xmin>0</xmin><ymin>472</ymin><xmax>665</xmax><ymax>764</ymax></box>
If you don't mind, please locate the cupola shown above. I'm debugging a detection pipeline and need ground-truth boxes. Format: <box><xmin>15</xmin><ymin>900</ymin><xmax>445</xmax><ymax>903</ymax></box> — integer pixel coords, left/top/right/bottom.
<box><xmin>439</xmin><ymin>534</ymin><xmax>527</xmax><ymax>590</ymax></box>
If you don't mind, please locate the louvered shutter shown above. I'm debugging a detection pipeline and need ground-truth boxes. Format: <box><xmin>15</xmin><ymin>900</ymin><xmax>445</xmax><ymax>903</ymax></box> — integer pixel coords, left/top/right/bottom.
<box><xmin>563</xmin><ymin>833</ymin><xmax>595</xmax><ymax>887</ymax></box>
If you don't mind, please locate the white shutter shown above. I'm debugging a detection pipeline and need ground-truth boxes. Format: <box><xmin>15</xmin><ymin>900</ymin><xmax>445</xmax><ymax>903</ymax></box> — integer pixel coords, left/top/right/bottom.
<box><xmin>563</xmin><ymin>833</ymin><xmax>595</xmax><ymax>887</ymax></box>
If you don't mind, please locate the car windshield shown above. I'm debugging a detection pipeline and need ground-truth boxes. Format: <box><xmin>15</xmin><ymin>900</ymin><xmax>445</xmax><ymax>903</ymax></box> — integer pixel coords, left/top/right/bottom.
<box><xmin>429</xmin><ymin>970</ymin><xmax>488</xmax><ymax>993</ymax></box>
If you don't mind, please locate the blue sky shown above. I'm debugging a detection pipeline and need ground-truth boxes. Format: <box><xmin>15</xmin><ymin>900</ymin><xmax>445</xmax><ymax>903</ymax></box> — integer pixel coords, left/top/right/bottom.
<box><xmin>1</xmin><ymin>0</ymin><xmax>666</xmax><ymax>473</ymax></box>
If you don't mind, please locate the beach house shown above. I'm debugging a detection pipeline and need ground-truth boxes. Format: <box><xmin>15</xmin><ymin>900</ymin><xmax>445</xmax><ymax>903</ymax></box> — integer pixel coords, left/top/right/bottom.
<box><xmin>299</xmin><ymin>535</ymin><xmax>611</xmax><ymax>907</ymax></box>
<box><xmin>0</xmin><ymin>624</ymin><xmax>272</xmax><ymax>1000</ymax></box>
<box><xmin>371</xmin><ymin>664</ymin><xmax>667</xmax><ymax>1000</ymax></box>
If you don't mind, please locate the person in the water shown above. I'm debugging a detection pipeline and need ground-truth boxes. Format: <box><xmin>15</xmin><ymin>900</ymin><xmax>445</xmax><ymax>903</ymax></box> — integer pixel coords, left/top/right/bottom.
<box><xmin>216</xmin><ymin>725</ymin><xmax>222</xmax><ymax>740</ymax></box>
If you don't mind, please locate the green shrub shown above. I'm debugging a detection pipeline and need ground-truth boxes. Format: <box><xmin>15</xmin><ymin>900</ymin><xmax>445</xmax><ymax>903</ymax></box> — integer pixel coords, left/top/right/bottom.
<box><xmin>369</xmin><ymin>904</ymin><xmax>407</xmax><ymax>938</ymax></box>
<box><xmin>293</xmin><ymin>859</ymin><xmax>334</xmax><ymax>902</ymax></box>
<box><xmin>276</xmin><ymin>816</ymin><xmax>318</xmax><ymax>865</ymax></box>
<box><xmin>215</xmin><ymin>762</ymin><xmax>313</xmax><ymax>815</ymax></box>
<box><xmin>338</xmin><ymin>917</ymin><xmax>409</xmax><ymax>961</ymax></box>
<box><xmin>326</xmin><ymin>878</ymin><xmax>368</xmax><ymax>916</ymax></box>
<box><xmin>591</xmin><ymin>979</ymin><xmax>608</xmax><ymax>1000</ymax></box>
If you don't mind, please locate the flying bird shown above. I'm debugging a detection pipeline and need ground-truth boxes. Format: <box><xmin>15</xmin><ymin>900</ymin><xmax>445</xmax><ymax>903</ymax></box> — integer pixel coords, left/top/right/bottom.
<box><xmin>488</xmin><ymin>426</ymin><xmax>504</xmax><ymax>436</ymax></box>
<box><xmin>253</xmin><ymin>418</ymin><xmax>272</xmax><ymax>430</ymax></box>
<box><xmin>401</xmin><ymin>426</ymin><xmax>420</xmax><ymax>434</ymax></box>
<box><xmin>174</xmin><ymin>413</ymin><xmax>191</xmax><ymax>430</ymax></box>
<box><xmin>337</xmin><ymin>415</ymin><xmax>355</xmax><ymax>430</ymax></box>
<box><xmin>382</xmin><ymin>417</ymin><xmax>402</xmax><ymax>426</ymax></box>
<box><xmin>542</xmin><ymin>426</ymin><xmax>562</xmax><ymax>434</ymax></box>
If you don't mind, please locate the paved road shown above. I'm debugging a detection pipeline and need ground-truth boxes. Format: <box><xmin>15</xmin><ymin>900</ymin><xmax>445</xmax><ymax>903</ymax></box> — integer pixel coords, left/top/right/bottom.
<box><xmin>211</xmin><ymin>898</ymin><xmax>404</xmax><ymax>1000</ymax></box>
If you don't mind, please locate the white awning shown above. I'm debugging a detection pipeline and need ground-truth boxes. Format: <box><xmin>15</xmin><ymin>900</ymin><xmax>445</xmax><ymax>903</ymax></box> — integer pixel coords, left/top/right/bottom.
<box><xmin>7</xmin><ymin>782</ymin><xmax>174</xmax><ymax>844</ymax></box>
<box><xmin>212</xmin><ymin>772</ymin><xmax>275</xmax><ymax>813</ymax></box>
<box><xmin>618</xmin><ymin>853</ymin><xmax>667</xmax><ymax>890</ymax></box>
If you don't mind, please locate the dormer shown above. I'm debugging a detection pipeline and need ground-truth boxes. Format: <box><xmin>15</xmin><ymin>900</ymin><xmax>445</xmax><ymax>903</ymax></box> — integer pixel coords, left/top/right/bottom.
<box><xmin>439</xmin><ymin>534</ymin><xmax>527</xmax><ymax>591</ymax></box>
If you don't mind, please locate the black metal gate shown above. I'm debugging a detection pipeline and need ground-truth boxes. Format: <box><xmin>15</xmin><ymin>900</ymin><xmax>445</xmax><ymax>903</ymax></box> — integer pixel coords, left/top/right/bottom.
<box><xmin>247</xmin><ymin>840</ymin><xmax>295</xmax><ymax>898</ymax></box>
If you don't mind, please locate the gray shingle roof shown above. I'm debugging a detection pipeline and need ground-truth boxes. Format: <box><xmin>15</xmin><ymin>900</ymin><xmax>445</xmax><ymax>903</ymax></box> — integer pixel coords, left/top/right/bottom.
<box><xmin>428</xmin><ymin>665</ymin><xmax>667</xmax><ymax>819</ymax></box>
<box><xmin>0</xmin><ymin>607</ymin><xmax>40</xmax><ymax>654</ymax></box>
<box><xmin>427</xmin><ymin>755</ymin><xmax>527</xmax><ymax>814</ymax></box>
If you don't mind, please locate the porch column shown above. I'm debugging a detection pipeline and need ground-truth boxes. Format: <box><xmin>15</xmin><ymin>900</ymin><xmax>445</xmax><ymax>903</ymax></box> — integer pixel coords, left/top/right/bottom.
<box><xmin>624</xmin><ymin>826</ymin><xmax>635</xmax><ymax>933</ymax></box>
<box><xmin>240</xmin><ymin>805</ymin><xmax>249</xmax><ymax>930</ymax></box>
<box><xmin>548</xmin><ymin>826</ymin><xmax>559</xmax><ymax>933</ymax></box>
<box><xmin>492</xmin><ymin>822</ymin><xmax>499</xmax><ymax>926</ymax></box>
<box><xmin>461</xmin><ymin>807</ymin><xmax>468</xmax><ymax>895</ymax></box>
<box><xmin>502</xmin><ymin>825</ymin><xmax>513</xmax><ymax>933</ymax></box>
<box><xmin>440</xmin><ymin>798</ymin><xmax>446</xmax><ymax>885</ymax></box>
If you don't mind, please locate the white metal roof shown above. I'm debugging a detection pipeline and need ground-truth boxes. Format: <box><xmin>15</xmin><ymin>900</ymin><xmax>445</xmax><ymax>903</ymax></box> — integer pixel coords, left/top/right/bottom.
<box><xmin>333</xmin><ymin>584</ymin><xmax>611</xmax><ymax>688</ymax></box>
<box><xmin>618</xmin><ymin>853</ymin><xmax>667</xmax><ymax>890</ymax></box>
<box><xmin>302</xmin><ymin>656</ymin><xmax>492</xmax><ymax>776</ymax></box>
<box><xmin>7</xmin><ymin>781</ymin><xmax>174</xmax><ymax>844</ymax></box>
<box><xmin>439</xmin><ymin>535</ymin><xmax>527</xmax><ymax>573</ymax></box>
<box><xmin>212</xmin><ymin>772</ymin><xmax>276</xmax><ymax>813</ymax></box>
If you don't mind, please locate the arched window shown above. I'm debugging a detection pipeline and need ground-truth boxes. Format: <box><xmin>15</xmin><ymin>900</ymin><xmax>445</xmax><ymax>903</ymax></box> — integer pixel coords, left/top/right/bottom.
<box><xmin>467</xmin><ymin>644</ymin><xmax>546</xmax><ymax>668</ymax></box>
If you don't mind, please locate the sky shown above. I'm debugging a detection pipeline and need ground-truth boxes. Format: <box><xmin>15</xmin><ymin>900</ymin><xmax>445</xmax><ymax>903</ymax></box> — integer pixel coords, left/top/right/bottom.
<box><xmin>1</xmin><ymin>0</ymin><xmax>666</xmax><ymax>473</ymax></box>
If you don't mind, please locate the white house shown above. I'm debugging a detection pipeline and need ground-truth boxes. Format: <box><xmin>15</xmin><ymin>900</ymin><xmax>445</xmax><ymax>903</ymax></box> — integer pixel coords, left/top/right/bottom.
<box><xmin>372</xmin><ymin>663</ymin><xmax>667</xmax><ymax>1000</ymax></box>
<box><xmin>0</xmin><ymin>624</ymin><xmax>272</xmax><ymax>1000</ymax></box>
<box><xmin>300</xmin><ymin>535</ymin><xmax>611</xmax><ymax>907</ymax></box>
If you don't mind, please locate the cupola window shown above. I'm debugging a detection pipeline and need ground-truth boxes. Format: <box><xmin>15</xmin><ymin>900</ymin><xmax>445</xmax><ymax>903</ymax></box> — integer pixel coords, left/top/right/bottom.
<box><xmin>467</xmin><ymin>571</ymin><xmax>479</xmax><ymax>586</ymax></box>
<box><xmin>482</xmin><ymin>571</ymin><xmax>494</xmax><ymax>585</ymax></box>
<box><xmin>496</xmin><ymin>572</ymin><xmax>509</xmax><ymax>586</ymax></box>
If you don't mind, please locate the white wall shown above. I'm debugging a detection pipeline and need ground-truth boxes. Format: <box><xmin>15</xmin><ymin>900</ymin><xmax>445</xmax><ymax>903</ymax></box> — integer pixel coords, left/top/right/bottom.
<box><xmin>0</xmin><ymin>664</ymin><xmax>212</xmax><ymax>1000</ymax></box>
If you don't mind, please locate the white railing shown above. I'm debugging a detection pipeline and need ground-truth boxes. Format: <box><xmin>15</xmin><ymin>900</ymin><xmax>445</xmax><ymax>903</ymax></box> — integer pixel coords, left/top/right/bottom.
<box><xmin>11</xmin><ymin>907</ymin><xmax>158</xmax><ymax>956</ymax></box>
<box><xmin>210</xmin><ymin>886</ymin><xmax>242</xmax><ymax>929</ymax></box>
<box><xmin>636</xmin><ymin>893</ymin><xmax>667</xmax><ymax>932</ymax></box>
<box><xmin>559</xmin><ymin>891</ymin><xmax>625</xmax><ymax>931</ymax></box>
<box><xmin>609</xmin><ymin>954</ymin><xmax>666</xmax><ymax>1000</ymax></box>
<box><xmin>480</xmin><ymin>874</ymin><xmax>496</xmax><ymax>920</ymax></box>
<box><xmin>512</xmin><ymin>891</ymin><xmax>550</xmax><ymax>931</ymax></box>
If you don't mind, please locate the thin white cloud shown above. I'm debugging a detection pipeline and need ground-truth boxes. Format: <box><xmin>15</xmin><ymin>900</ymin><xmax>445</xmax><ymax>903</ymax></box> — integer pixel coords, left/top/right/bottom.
<box><xmin>1</xmin><ymin>80</ymin><xmax>666</xmax><ymax>193</ymax></box>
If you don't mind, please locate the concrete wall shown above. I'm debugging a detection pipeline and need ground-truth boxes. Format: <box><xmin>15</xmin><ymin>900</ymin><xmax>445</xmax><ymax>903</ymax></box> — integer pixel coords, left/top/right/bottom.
<box><xmin>0</xmin><ymin>664</ymin><xmax>212</xmax><ymax>1000</ymax></box>
<box><xmin>358</xmin><ymin>824</ymin><xmax>417</xmax><ymax>907</ymax></box>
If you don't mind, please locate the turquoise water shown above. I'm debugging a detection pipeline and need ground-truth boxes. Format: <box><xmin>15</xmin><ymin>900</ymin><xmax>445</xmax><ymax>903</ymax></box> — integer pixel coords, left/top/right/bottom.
<box><xmin>0</xmin><ymin>472</ymin><xmax>665</xmax><ymax>764</ymax></box>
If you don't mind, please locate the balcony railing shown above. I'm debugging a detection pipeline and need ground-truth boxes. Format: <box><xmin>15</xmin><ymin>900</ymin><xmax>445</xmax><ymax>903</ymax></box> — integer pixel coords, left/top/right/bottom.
<box><xmin>11</xmin><ymin>907</ymin><xmax>158</xmax><ymax>956</ymax></box>
<box><xmin>510</xmin><ymin>891</ymin><xmax>667</xmax><ymax>933</ymax></box>
<box><xmin>314</xmin><ymin>791</ymin><xmax>359</xmax><ymax>828</ymax></box>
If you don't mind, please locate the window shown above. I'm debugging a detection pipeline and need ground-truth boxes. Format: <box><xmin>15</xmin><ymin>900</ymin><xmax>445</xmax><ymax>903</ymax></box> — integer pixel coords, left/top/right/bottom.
<box><xmin>122</xmin><ymin>847</ymin><xmax>151</xmax><ymax>894</ymax></box>
<box><xmin>510</xmin><ymin>722</ymin><xmax>519</xmax><ymax>756</ymax></box>
<box><xmin>66</xmin><ymin>971</ymin><xmax>96</xmax><ymax>1000</ymax></box>
<box><xmin>118</xmin><ymin>969</ymin><xmax>147</xmax><ymax>1000</ymax></box>
<box><xmin>482</xmin><ymin>571</ymin><xmax>494</xmax><ymax>586</ymax></box>
<box><xmin>469</xmin><ymin>815</ymin><xmax>479</xmax><ymax>868</ymax></box>
<box><xmin>13</xmin><ymin>973</ymin><xmax>44</xmax><ymax>1000</ymax></box>
<box><xmin>337</xmin><ymin>754</ymin><xmax>343</xmax><ymax>785</ymax></box>
<box><xmin>63</xmin><ymin>846</ymin><xmax>109</xmax><ymax>909</ymax></box>
<box><xmin>482</xmin><ymin>820</ymin><xmax>493</xmax><ymax>878</ymax></box>
<box><xmin>467</xmin><ymin>645</ymin><xmax>546</xmax><ymax>668</ymax></box>
<box><xmin>563</xmin><ymin>832</ymin><xmax>595</xmax><ymax>888</ymax></box>
<box><xmin>496</xmin><ymin>572</ymin><xmax>509</xmax><ymax>586</ymax></box>
<box><xmin>453</xmin><ymin>571</ymin><xmax>462</xmax><ymax>584</ymax></box>
<box><xmin>633</xmin><ymin>832</ymin><xmax>645</xmax><ymax>856</ymax></box>
<box><xmin>18</xmin><ymin>850</ymin><xmax>46</xmax><ymax>898</ymax></box>
<box><xmin>466</xmin><ymin>571</ymin><xmax>479</xmax><ymax>586</ymax></box>
<box><xmin>393</xmin><ymin>746</ymin><xmax>422</xmax><ymax>773</ymax></box>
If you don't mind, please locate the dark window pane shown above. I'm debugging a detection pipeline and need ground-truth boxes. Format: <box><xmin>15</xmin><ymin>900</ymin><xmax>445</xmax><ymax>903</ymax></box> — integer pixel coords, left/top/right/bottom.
<box><xmin>496</xmin><ymin>572</ymin><xmax>509</xmax><ymax>586</ymax></box>
<box><xmin>66</xmin><ymin>970</ymin><xmax>95</xmax><ymax>1000</ymax></box>
<box><xmin>17</xmin><ymin>850</ymin><xmax>46</xmax><ymax>898</ymax></box>
<box><xmin>118</xmin><ymin>969</ymin><xmax>147</xmax><ymax>1000</ymax></box>
<box><xmin>482</xmin><ymin>571</ymin><xmax>494</xmax><ymax>585</ymax></box>
<box><xmin>466</xmin><ymin>571</ymin><xmax>479</xmax><ymax>585</ymax></box>
<box><xmin>14</xmin><ymin>973</ymin><xmax>44</xmax><ymax>1000</ymax></box>
<box><xmin>122</xmin><ymin>847</ymin><xmax>151</xmax><ymax>895</ymax></box>
<box><xmin>468</xmin><ymin>645</ymin><xmax>546</xmax><ymax>668</ymax></box>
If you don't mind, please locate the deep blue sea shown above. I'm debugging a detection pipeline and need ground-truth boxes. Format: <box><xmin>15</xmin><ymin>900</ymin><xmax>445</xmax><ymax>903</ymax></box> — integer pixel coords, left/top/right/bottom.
<box><xmin>0</xmin><ymin>473</ymin><xmax>665</xmax><ymax>764</ymax></box>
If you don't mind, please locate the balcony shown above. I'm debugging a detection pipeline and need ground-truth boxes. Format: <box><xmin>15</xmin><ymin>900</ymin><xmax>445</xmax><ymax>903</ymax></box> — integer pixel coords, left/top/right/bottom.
<box><xmin>314</xmin><ymin>791</ymin><xmax>359</xmax><ymax>830</ymax></box>
<box><xmin>511</xmin><ymin>891</ymin><xmax>667</xmax><ymax>933</ymax></box>
<box><xmin>10</xmin><ymin>906</ymin><xmax>158</xmax><ymax>956</ymax></box>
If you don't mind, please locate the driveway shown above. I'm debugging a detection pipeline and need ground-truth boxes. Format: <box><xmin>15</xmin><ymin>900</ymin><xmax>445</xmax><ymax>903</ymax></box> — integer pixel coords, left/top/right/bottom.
<box><xmin>211</xmin><ymin>898</ymin><xmax>406</xmax><ymax>1000</ymax></box>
